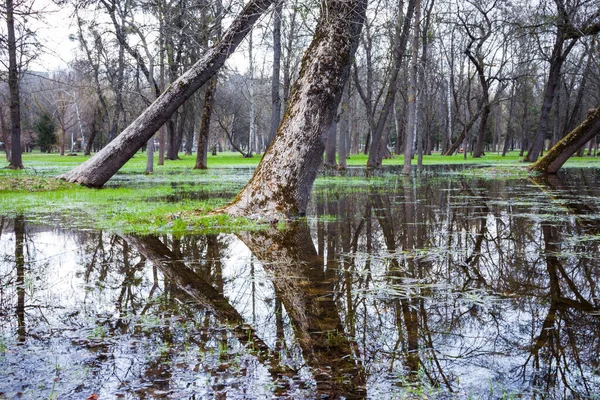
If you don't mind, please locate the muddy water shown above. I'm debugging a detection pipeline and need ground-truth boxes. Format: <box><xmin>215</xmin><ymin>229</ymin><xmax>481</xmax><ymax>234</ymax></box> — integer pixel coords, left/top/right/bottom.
<box><xmin>1</xmin><ymin>168</ymin><xmax>599</xmax><ymax>399</ymax></box>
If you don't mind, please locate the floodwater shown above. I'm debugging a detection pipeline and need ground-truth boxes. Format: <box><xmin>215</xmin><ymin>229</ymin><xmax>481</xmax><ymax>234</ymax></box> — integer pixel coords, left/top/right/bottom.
<box><xmin>1</xmin><ymin>167</ymin><xmax>600</xmax><ymax>399</ymax></box>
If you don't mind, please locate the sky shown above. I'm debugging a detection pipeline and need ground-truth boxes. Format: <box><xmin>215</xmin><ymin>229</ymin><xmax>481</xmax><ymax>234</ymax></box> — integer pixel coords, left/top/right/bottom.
<box><xmin>26</xmin><ymin>0</ymin><xmax>257</xmax><ymax>74</ymax></box>
<box><xmin>30</xmin><ymin>1</ymin><xmax>79</xmax><ymax>72</ymax></box>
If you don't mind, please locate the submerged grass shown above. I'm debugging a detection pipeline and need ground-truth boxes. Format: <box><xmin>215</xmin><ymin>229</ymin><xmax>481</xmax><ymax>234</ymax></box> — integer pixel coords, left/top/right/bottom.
<box><xmin>1</xmin><ymin>150</ymin><xmax>600</xmax><ymax>234</ymax></box>
<box><xmin>0</xmin><ymin>170</ymin><xmax>260</xmax><ymax>235</ymax></box>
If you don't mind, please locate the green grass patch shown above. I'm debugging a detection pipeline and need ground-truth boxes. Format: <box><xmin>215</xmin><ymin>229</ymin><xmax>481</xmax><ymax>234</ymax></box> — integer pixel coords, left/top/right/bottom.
<box><xmin>0</xmin><ymin>173</ymin><xmax>262</xmax><ymax>235</ymax></box>
<box><xmin>2</xmin><ymin>150</ymin><xmax>600</xmax><ymax>234</ymax></box>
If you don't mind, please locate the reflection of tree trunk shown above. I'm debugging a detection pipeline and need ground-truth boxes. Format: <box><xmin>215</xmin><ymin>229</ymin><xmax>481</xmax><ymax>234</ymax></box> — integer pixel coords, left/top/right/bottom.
<box><xmin>238</xmin><ymin>222</ymin><xmax>366</xmax><ymax>399</ymax></box>
<box><xmin>524</xmin><ymin>220</ymin><xmax>599</xmax><ymax>395</ymax></box>
<box><xmin>206</xmin><ymin>234</ymin><xmax>223</xmax><ymax>294</ymax></box>
<box><xmin>371</xmin><ymin>187</ymin><xmax>421</xmax><ymax>377</ymax></box>
<box><xmin>15</xmin><ymin>215</ymin><xmax>26</xmax><ymax>342</ymax></box>
<box><xmin>121</xmin><ymin>234</ymin><xmax>294</xmax><ymax>379</ymax></box>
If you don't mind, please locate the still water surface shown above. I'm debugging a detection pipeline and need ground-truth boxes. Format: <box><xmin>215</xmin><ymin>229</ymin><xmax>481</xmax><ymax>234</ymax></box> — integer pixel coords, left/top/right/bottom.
<box><xmin>1</xmin><ymin>167</ymin><xmax>600</xmax><ymax>399</ymax></box>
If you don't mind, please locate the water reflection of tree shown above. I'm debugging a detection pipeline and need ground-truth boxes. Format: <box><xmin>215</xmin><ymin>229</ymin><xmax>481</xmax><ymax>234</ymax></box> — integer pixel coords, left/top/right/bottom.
<box><xmin>15</xmin><ymin>215</ymin><xmax>26</xmax><ymax>343</ymax></box>
<box><xmin>238</xmin><ymin>221</ymin><xmax>366</xmax><ymax>399</ymax></box>
<box><xmin>309</xmin><ymin>171</ymin><xmax>600</xmax><ymax>396</ymax></box>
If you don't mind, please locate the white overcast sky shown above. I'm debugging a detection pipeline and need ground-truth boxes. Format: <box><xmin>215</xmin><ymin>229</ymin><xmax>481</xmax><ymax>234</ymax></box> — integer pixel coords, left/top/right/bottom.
<box><xmin>29</xmin><ymin>0</ymin><xmax>259</xmax><ymax>74</ymax></box>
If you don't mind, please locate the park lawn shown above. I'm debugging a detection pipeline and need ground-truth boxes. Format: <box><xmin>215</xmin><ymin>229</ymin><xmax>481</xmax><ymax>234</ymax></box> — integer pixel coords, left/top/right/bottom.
<box><xmin>2</xmin><ymin>149</ymin><xmax>599</xmax><ymax>176</ymax></box>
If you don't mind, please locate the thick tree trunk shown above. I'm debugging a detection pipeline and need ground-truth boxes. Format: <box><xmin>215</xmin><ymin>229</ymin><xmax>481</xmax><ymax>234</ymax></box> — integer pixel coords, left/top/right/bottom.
<box><xmin>59</xmin><ymin>0</ymin><xmax>275</xmax><ymax>187</ymax></box>
<box><xmin>6</xmin><ymin>0</ymin><xmax>22</xmax><ymax>169</ymax></box>
<box><xmin>529</xmin><ymin>106</ymin><xmax>600</xmax><ymax>174</ymax></box>
<box><xmin>269</xmin><ymin>2</ymin><xmax>283</xmax><ymax>145</ymax></box>
<box><xmin>237</xmin><ymin>222</ymin><xmax>366</xmax><ymax>397</ymax></box>
<box><xmin>166</xmin><ymin>114</ymin><xmax>180</xmax><ymax>160</ymax></box>
<box><xmin>473</xmin><ymin>103</ymin><xmax>490</xmax><ymax>157</ymax></box>
<box><xmin>221</xmin><ymin>0</ymin><xmax>367</xmax><ymax>219</ymax></box>
<box><xmin>194</xmin><ymin>77</ymin><xmax>217</xmax><ymax>169</ymax></box>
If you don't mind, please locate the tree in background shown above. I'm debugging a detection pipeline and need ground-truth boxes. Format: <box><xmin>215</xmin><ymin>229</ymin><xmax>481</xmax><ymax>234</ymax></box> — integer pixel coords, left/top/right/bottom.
<box><xmin>35</xmin><ymin>112</ymin><xmax>56</xmax><ymax>153</ymax></box>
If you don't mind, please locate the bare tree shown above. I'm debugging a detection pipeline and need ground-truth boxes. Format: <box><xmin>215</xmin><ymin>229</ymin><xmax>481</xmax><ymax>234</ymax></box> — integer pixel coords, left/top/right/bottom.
<box><xmin>403</xmin><ymin>0</ymin><xmax>421</xmax><ymax>174</ymax></box>
<box><xmin>59</xmin><ymin>0</ymin><xmax>276</xmax><ymax>187</ymax></box>
<box><xmin>268</xmin><ymin>1</ymin><xmax>283</xmax><ymax>145</ymax></box>
<box><xmin>525</xmin><ymin>0</ymin><xmax>600</xmax><ymax>162</ymax></box>
<box><xmin>4</xmin><ymin>0</ymin><xmax>22</xmax><ymax>168</ymax></box>
<box><xmin>221</xmin><ymin>0</ymin><xmax>368</xmax><ymax>219</ymax></box>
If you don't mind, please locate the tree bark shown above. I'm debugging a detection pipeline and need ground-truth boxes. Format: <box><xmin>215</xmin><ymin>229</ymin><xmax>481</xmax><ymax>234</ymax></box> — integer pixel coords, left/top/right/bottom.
<box><xmin>220</xmin><ymin>0</ymin><xmax>367</xmax><ymax>219</ymax></box>
<box><xmin>529</xmin><ymin>106</ymin><xmax>600</xmax><ymax>174</ymax></box>
<box><xmin>6</xmin><ymin>0</ymin><xmax>23</xmax><ymax>169</ymax></box>
<box><xmin>59</xmin><ymin>0</ymin><xmax>275</xmax><ymax>187</ymax></box>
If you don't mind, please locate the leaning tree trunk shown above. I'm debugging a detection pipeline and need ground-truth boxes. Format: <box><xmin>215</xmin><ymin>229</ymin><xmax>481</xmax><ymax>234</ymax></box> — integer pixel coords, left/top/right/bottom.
<box><xmin>220</xmin><ymin>0</ymin><xmax>368</xmax><ymax>219</ymax></box>
<box><xmin>59</xmin><ymin>0</ymin><xmax>275</xmax><ymax>187</ymax></box>
<box><xmin>529</xmin><ymin>106</ymin><xmax>600</xmax><ymax>174</ymax></box>
<box><xmin>6</xmin><ymin>0</ymin><xmax>22</xmax><ymax>169</ymax></box>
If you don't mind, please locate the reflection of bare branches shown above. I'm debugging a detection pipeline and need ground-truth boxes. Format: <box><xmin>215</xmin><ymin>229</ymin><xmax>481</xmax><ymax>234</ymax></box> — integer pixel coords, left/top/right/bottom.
<box><xmin>121</xmin><ymin>234</ymin><xmax>296</xmax><ymax>384</ymax></box>
<box><xmin>521</xmin><ymin>222</ymin><xmax>599</xmax><ymax>398</ymax></box>
<box><xmin>238</xmin><ymin>221</ymin><xmax>366</xmax><ymax>399</ymax></box>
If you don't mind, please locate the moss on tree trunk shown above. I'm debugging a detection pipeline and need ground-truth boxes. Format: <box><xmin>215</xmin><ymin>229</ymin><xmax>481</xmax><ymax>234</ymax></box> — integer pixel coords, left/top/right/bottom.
<box><xmin>529</xmin><ymin>106</ymin><xmax>600</xmax><ymax>174</ymax></box>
